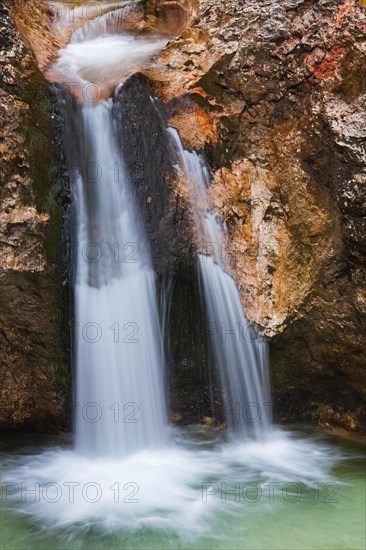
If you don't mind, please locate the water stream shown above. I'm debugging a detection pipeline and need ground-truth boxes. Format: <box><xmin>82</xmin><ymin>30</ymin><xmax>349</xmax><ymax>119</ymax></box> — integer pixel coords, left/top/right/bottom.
<box><xmin>72</xmin><ymin>99</ymin><xmax>168</xmax><ymax>457</ymax></box>
<box><xmin>166</xmin><ymin>128</ymin><xmax>271</xmax><ymax>436</ymax></box>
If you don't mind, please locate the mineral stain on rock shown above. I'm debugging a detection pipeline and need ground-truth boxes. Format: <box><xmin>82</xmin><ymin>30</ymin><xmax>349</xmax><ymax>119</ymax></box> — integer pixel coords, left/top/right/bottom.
<box><xmin>140</xmin><ymin>0</ymin><xmax>366</xmax><ymax>431</ymax></box>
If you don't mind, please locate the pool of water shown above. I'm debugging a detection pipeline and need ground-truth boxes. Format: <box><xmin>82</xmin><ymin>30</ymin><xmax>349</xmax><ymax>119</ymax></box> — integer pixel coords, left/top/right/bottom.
<box><xmin>1</xmin><ymin>427</ymin><xmax>365</xmax><ymax>549</ymax></box>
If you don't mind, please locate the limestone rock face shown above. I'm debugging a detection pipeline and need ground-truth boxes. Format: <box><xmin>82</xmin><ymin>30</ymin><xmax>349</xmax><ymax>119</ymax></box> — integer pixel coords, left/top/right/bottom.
<box><xmin>143</xmin><ymin>0</ymin><xmax>366</xmax><ymax>431</ymax></box>
<box><xmin>0</xmin><ymin>0</ymin><xmax>70</xmax><ymax>431</ymax></box>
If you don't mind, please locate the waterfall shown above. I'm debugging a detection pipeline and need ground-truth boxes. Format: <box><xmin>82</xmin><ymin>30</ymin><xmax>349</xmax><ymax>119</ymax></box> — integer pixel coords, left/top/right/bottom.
<box><xmin>2</xmin><ymin>5</ymin><xmax>350</xmax><ymax>543</ymax></box>
<box><xmin>48</xmin><ymin>1</ymin><xmax>135</xmax><ymax>38</ymax></box>
<box><xmin>71</xmin><ymin>3</ymin><xmax>143</xmax><ymax>43</ymax></box>
<box><xmin>48</xmin><ymin>12</ymin><xmax>167</xmax><ymax>103</ymax></box>
<box><xmin>52</xmin><ymin>21</ymin><xmax>168</xmax><ymax>456</ymax></box>
<box><xmin>167</xmin><ymin>127</ymin><xmax>272</xmax><ymax>436</ymax></box>
<box><xmin>50</xmin><ymin>0</ymin><xmax>269</xmax><ymax>452</ymax></box>
<box><xmin>72</xmin><ymin>101</ymin><xmax>167</xmax><ymax>456</ymax></box>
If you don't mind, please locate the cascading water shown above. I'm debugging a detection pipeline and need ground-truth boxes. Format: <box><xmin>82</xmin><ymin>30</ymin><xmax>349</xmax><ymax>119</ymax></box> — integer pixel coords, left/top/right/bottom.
<box><xmin>167</xmin><ymin>128</ymin><xmax>271</xmax><ymax>436</ymax></box>
<box><xmin>71</xmin><ymin>99</ymin><xmax>167</xmax><ymax>456</ymax></box>
<box><xmin>48</xmin><ymin>1</ymin><xmax>134</xmax><ymax>38</ymax></box>
<box><xmin>54</xmin><ymin>18</ymin><xmax>169</xmax><ymax>456</ymax></box>
<box><xmin>48</xmin><ymin>4</ymin><xmax>167</xmax><ymax>102</ymax></box>
<box><xmin>71</xmin><ymin>3</ymin><xmax>142</xmax><ymax>42</ymax></box>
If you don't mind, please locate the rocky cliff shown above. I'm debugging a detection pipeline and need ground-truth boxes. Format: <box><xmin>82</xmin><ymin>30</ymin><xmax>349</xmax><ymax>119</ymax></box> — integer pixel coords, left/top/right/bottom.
<box><xmin>143</xmin><ymin>0</ymin><xmax>366</xmax><ymax>430</ymax></box>
<box><xmin>0</xmin><ymin>0</ymin><xmax>70</xmax><ymax>431</ymax></box>
<box><xmin>2</xmin><ymin>0</ymin><xmax>366</xmax><ymax>432</ymax></box>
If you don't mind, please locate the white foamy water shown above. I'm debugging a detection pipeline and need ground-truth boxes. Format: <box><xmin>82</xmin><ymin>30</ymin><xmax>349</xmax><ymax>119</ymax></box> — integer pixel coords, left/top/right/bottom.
<box><xmin>49</xmin><ymin>28</ymin><xmax>166</xmax><ymax>101</ymax></box>
<box><xmin>56</xmin><ymin>34</ymin><xmax>165</xmax><ymax>84</ymax></box>
<box><xmin>47</xmin><ymin>12</ymin><xmax>170</xmax><ymax>457</ymax></box>
<box><xmin>71</xmin><ymin>3</ymin><xmax>144</xmax><ymax>42</ymax></box>
<box><xmin>2</xmin><ymin>429</ymin><xmax>342</xmax><ymax>532</ymax></box>
<box><xmin>48</xmin><ymin>1</ymin><xmax>135</xmax><ymax>38</ymax></box>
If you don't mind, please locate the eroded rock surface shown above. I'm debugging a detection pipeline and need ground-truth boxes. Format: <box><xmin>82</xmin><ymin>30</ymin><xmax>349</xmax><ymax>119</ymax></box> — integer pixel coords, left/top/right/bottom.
<box><xmin>0</xmin><ymin>0</ymin><xmax>70</xmax><ymax>431</ymax></box>
<box><xmin>144</xmin><ymin>0</ymin><xmax>366</xmax><ymax>430</ymax></box>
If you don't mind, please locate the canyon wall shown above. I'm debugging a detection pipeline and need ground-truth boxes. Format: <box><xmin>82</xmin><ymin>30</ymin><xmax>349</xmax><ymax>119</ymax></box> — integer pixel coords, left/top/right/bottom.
<box><xmin>2</xmin><ymin>0</ymin><xmax>365</xmax><ymax>431</ymax></box>
<box><xmin>144</xmin><ymin>0</ymin><xmax>366</xmax><ymax>430</ymax></box>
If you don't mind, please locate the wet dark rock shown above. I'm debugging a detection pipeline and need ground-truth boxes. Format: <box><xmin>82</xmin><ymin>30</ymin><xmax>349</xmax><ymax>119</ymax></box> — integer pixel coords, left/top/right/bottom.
<box><xmin>114</xmin><ymin>73</ymin><xmax>222</xmax><ymax>425</ymax></box>
<box><xmin>114</xmin><ymin>73</ymin><xmax>194</xmax><ymax>276</ymax></box>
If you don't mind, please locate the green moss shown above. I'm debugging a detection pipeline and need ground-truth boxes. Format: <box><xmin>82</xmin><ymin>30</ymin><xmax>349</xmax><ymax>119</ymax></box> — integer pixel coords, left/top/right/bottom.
<box><xmin>271</xmin><ymin>345</ymin><xmax>299</xmax><ymax>390</ymax></box>
<box><xmin>20</xmin><ymin>68</ymin><xmax>67</xmax><ymax>264</ymax></box>
<box><xmin>19</xmin><ymin>65</ymin><xmax>71</xmax><ymax>430</ymax></box>
<box><xmin>194</xmin><ymin>54</ymin><xmax>235</xmax><ymax>101</ymax></box>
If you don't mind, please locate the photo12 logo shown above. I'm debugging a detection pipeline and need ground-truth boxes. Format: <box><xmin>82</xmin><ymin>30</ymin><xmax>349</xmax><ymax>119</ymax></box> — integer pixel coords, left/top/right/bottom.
<box><xmin>202</xmin><ymin>481</ymin><xmax>339</xmax><ymax>504</ymax></box>
<box><xmin>49</xmin><ymin>1</ymin><xmax>131</xmax><ymax>25</ymax></box>
<box><xmin>1</xmin><ymin>481</ymin><xmax>139</xmax><ymax>504</ymax></box>
<box><xmin>75</xmin><ymin>401</ymin><xmax>140</xmax><ymax>424</ymax></box>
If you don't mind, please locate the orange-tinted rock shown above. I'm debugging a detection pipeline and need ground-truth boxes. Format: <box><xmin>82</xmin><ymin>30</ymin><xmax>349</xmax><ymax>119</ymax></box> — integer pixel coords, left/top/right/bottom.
<box><xmin>144</xmin><ymin>0</ymin><xmax>366</xmax><ymax>431</ymax></box>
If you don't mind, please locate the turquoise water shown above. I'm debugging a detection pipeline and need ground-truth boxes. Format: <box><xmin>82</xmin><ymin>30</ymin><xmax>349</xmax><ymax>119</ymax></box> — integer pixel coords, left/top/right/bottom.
<box><xmin>1</xmin><ymin>428</ymin><xmax>365</xmax><ymax>550</ymax></box>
